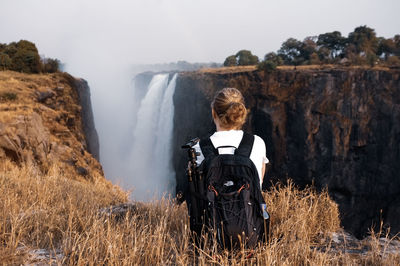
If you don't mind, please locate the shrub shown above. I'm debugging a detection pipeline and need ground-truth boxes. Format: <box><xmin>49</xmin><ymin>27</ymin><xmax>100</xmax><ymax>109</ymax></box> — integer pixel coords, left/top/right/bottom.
<box><xmin>0</xmin><ymin>40</ymin><xmax>61</xmax><ymax>73</ymax></box>
<box><xmin>223</xmin><ymin>50</ymin><xmax>259</xmax><ymax>67</ymax></box>
<box><xmin>0</xmin><ymin>92</ymin><xmax>17</xmax><ymax>101</ymax></box>
<box><xmin>0</xmin><ymin>53</ymin><xmax>12</xmax><ymax>70</ymax></box>
<box><xmin>236</xmin><ymin>50</ymin><xmax>259</xmax><ymax>66</ymax></box>
<box><xmin>386</xmin><ymin>55</ymin><xmax>400</xmax><ymax>66</ymax></box>
<box><xmin>3</xmin><ymin>42</ymin><xmax>18</xmax><ymax>58</ymax></box>
<box><xmin>223</xmin><ymin>55</ymin><xmax>237</xmax><ymax>66</ymax></box>
<box><xmin>258</xmin><ymin>60</ymin><xmax>277</xmax><ymax>72</ymax></box>
<box><xmin>264</xmin><ymin>52</ymin><xmax>283</xmax><ymax>66</ymax></box>
<box><xmin>11</xmin><ymin>49</ymin><xmax>41</xmax><ymax>73</ymax></box>
<box><xmin>42</xmin><ymin>58</ymin><xmax>60</xmax><ymax>73</ymax></box>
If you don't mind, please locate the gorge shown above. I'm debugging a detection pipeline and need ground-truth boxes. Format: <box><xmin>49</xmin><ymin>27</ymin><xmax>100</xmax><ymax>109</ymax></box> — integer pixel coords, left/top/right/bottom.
<box><xmin>1</xmin><ymin>65</ymin><xmax>399</xmax><ymax>240</ymax></box>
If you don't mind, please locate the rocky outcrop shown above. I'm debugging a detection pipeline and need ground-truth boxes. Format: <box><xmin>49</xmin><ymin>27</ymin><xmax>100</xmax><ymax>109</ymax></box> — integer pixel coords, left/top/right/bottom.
<box><xmin>0</xmin><ymin>112</ymin><xmax>50</xmax><ymax>166</ymax></box>
<box><xmin>0</xmin><ymin>71</ymin><xmax>102</xmax><ymax>179</ymax></box>
<box><xmin>173</xmin><ymin>66</ymin><xmax>400</xmax><ymax>238</ymax></box>
<box><xmin>133</xmin><ymin>71</ymin><xmax>156</xmax><ymax>102</ymax></box>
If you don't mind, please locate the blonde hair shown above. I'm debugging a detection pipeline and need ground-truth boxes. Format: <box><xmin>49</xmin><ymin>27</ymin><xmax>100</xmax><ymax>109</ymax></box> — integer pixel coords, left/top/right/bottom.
<box><xmin>211</xmin><ymin>88</ymin><xmax>248</xmax><ymax>129</ymax></box>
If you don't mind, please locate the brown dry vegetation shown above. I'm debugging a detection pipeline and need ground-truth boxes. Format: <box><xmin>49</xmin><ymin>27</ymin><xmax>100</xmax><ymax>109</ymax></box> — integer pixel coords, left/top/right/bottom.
<box><xmin>1</xmin><ymin>159</ymin><xmax>399</xmax><ymax>265</ymax></box>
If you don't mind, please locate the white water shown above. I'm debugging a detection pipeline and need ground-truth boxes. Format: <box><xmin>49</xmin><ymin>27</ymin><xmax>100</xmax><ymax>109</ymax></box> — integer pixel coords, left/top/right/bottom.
<box><xmin>129</xmin><ymin>73</ymin><xmax>177</xmax><ymax>200</ymax></box>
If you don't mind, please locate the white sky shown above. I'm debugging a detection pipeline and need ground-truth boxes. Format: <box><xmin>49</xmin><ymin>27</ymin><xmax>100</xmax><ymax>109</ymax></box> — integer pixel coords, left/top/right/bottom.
<box><xmin>1</xmin><ymin>0</ymin><xmax>399</xmax><ymax>67</ymax></box>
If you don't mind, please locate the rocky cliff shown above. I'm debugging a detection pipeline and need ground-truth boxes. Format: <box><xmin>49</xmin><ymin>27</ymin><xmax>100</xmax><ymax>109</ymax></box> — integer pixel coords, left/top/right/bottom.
<box><xmin>0</xmin><ymin>71</ymin><xmax>102</xmax><ymax>180</ymax></box>
<box><xmin>74</xmin><ymin>78</ymin><xmax>100</xmax><ymax>161</ymax></box>
<box><xmin>173</xmin><ymin>66</ymin><xmax>400</xmax><ymax>238</ymax></box>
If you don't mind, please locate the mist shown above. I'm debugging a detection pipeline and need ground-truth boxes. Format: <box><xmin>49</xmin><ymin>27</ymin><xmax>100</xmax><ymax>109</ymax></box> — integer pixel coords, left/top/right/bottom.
<box><xmin>1</xmin><ymin>0</ymin><xmax>399</xmax><ymax>200</ymax></box>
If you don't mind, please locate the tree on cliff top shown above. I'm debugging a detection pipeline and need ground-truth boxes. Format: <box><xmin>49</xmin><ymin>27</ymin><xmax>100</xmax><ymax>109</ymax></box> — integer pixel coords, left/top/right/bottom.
<box><xmin>236</xmin><ymin>50</ymin><xmax>259</xmax><ymax>66</ymax></box>
<box><xmin>348</xmin><ymin>26</ymin><xmax>378</xmax><ymax>55</ymax></box>
<box><xmin>278</xmin><ymin>38</ymin><xmax>305</xmax><ymax>65</ymax></box>
<box><xmin>346</xmin><ymin>26</ymin><xmax>379</xmax><ymax>66</ymax></box>
<box><xmin>264</xmin><ymin>52</ymin><xmax>283</xmax><ymax>66</ymax></box>
<box><xmin>15</xmin><ymin>40</ymin><xmax>42</xmax><ymax>73</ymax></box>
<box><xmin>223</xmin><ymin>50</ymin><xmax>259</xmax><ymax>67</ymax></box>
<box><xmin>223</xmin><ymin>55</ymin><xmax>237</xmax><ymax>66</ymax></box>
<box><xmin>317</xmin><ymin>31</ymin><xmax>346</xmax><ymax>59</ymax></box>
<box><xmin>0</xmin><ymin>40</ymin><xmax>61</xmax><ymax>73</ymax></box>
<box><xmin>258</xmin><ymin>52</ymin><xmax>283</xmax><ymax>72</ymax></box>
<box><xmin>395</xmin><ymin>35</ymin><xmax>400</xmax><ymax>56</ymax></box>
<box><xmin>377</xmin><ymin>35</ymin><xmax>400</xmax><ymax>59</ymax></box>
<box><xmin>378</xmin><ymin>37</ymin><xmax>396</xmax><ymax>59</ymax></box>
<box><xmin>228</xmin><ymin>25</ymin><xmax>400</xmax><ymax>68</ymax></box>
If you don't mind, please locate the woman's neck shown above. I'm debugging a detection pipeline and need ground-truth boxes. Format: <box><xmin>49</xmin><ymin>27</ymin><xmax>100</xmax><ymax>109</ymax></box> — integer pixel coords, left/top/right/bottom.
<box><xmin>216</xmin><ymin>124</ymin><xmax>237</xmax><ymax>132</ymax></box>
<box><xmin>213</xmin><ymin>112</ymin><xmax>238</xmax><ymax>131</ymax></box>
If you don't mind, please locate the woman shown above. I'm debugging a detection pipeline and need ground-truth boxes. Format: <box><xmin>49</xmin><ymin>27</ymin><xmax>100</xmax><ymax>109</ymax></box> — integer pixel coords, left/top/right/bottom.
<box><xmin>194</xmin><ymin>87</ymin><xmax>269</xmax><ymax>188</ymax></box>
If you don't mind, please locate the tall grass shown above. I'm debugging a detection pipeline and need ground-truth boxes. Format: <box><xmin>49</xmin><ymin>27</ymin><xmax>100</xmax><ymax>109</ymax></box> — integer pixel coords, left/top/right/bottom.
<box><xmin>1</xmin><ymin>160</ymin><xmax>399</xmax><ymax>265</ymax></box>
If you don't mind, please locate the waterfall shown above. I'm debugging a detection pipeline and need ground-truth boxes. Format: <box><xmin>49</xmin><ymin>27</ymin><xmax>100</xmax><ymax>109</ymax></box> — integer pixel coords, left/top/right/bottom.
<box><xmin>130</xmin><ymin>73</ymin><xmax>177</xmax><ymax>200</ymax></box>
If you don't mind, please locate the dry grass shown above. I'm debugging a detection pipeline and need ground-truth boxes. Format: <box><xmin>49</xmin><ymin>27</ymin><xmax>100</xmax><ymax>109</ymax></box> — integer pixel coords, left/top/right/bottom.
<box><xmin>0</xmin><ymin>160</ymin><xmax>399</xmax><ymax>265</ymax></box>
<box><xmin>198</xmin><ymin>64</ymin><xmax>392</xmax><ymax>74</ymax></box>
<box><xmin>199</xmin><ymin>66</ymin><xmax>257</xmax><ymax>74</ymax></box>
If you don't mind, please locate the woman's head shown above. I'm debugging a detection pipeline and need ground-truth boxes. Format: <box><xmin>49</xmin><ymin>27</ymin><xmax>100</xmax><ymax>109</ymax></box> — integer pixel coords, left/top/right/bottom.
<box><xmin>211</xmin><ymin>88</ymin><xmax>247</xmax><ymax>130</ymax></box>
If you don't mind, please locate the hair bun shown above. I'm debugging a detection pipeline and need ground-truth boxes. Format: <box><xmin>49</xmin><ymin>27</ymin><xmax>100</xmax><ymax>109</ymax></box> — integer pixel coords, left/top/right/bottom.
<box><xmin>226</xmin><ymin>102</ymin><xmax>246</xmax><ymax>124</ymax></box>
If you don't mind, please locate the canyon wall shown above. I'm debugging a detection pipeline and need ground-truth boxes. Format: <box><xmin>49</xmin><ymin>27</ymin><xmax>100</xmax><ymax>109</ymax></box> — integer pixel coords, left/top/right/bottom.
<box><xmin>173</xmin><ymin>66</ymin><xmax>400</xmax><ymax>237</ymax></box>
<box><xmin>73</xmin><ymin>78</ymin><xmax>100</xmax><ymax>161</ymax></box>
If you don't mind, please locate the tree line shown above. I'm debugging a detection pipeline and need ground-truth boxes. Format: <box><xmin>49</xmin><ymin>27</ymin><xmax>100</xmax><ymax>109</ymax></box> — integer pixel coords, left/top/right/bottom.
<box><xmin>0</xmin><ymin>40</ymin><xmax>61</xmax><ymax>73</ymax></box>
<box><xmin>224</xmin><ymin>26</ymin><xmax>400</xmax><ymax>70</ymax></box>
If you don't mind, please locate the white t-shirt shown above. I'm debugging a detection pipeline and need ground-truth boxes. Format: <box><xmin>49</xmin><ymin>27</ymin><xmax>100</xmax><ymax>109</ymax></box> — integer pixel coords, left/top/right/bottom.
<box><xmin>194</xmin><ymin>130</ymin><xmax>269</xmax><ymax>188</ymax></box>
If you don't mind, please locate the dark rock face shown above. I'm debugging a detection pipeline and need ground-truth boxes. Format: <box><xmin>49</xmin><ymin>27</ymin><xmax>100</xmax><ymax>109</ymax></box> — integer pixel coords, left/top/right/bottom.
<box><xmin>173</xmin><ymin>67</ymin><xmax>400</xmax><ymax>238</ymax></box>
<box><xmin>133</xmin><ymin>71</ymin><xmax>155</xmax><ymax>103</ymax></box>
<box><xmin>73</xmin><ymin>79</ymin><xmax>100</xmax><ymax>161</ymax></box>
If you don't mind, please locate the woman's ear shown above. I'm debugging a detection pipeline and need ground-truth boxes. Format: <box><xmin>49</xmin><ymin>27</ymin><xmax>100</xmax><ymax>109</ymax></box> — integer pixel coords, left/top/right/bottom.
<box><xmin>212</xmin><ymin>108</ymin><xmax>217</xmax><ymax>120</ymax></box>
<box><xmin>212</xmin><ymin>108</ymin><xmax>219</xmax><ymax>128</ymax></box>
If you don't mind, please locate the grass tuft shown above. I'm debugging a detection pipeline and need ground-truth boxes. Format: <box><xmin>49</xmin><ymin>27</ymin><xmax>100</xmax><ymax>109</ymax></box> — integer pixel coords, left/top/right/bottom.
<box><xmin>0</xmin><ymin>92</ymin><xmax>17</xmax><ymax>102</ymax></box>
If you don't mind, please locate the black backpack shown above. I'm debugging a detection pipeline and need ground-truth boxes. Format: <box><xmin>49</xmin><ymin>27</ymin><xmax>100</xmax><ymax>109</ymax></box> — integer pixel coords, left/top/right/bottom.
<box><xmin>199</xmin><ymin>132</ymin><xmax>269</xmax><ymax>250</ymax></box>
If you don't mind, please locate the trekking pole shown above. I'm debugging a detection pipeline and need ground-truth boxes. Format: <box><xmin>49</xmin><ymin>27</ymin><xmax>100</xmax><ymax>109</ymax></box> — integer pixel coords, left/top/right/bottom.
<box><xmin>196</xmin><ymin>169</ymin><xmax>205</xmax><ymax>218</ymax></box>
<box><xmin>182</xmin><ymin>138</ymin><xmax>201</xmax><ymax>229</ymax></box>
<box><xmin>187</xmin><ymin>161</ymin><xmax>199</xmax><ymax>224</ymax></box>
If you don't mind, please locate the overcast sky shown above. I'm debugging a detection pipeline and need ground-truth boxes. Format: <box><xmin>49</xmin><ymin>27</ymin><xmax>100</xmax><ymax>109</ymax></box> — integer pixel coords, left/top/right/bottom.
<box><xmin>1</xmin><ymin>0</ymin><xmax>399</xmax><ymax>69</ymax></box>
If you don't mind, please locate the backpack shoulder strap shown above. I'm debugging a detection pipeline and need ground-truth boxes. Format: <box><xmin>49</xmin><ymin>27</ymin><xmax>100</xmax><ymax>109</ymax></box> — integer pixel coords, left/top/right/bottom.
<box><xmin>199</xmin><ymin>136</ymin><xmax>218</xmax><ymax>159</ymax></box>
<box><xmin>235</xmin><ymin>132</ymin><xmax>254</xmax><ymax>158</ymax></box>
